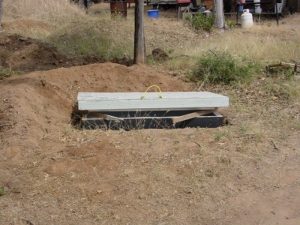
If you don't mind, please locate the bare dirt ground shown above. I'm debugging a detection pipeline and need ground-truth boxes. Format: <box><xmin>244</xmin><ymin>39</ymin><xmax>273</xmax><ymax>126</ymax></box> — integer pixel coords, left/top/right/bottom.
<box><xmin>0</xmin><ymin>3</ymin><xmax>300</xmax><ymax>224</ymax></box>
<box><xmin>0</xmin><ymin>61</ymin><xmax>299</xmax><ymax>225</ymax></box>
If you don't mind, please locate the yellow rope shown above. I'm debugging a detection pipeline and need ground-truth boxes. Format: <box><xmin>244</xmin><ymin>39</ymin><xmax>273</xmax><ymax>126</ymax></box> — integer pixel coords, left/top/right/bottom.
<box><xmin>140</xmin><ymin>85</ymin><xmax>163</xmax><ymax>99</ymax></box>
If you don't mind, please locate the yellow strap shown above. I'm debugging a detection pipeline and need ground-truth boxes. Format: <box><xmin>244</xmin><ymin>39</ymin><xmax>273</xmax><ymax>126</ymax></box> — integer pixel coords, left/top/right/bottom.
<box><xmin>140</xmin><ymin>85</ymin><xmax>163</xmax><ymax>100</ymax></box>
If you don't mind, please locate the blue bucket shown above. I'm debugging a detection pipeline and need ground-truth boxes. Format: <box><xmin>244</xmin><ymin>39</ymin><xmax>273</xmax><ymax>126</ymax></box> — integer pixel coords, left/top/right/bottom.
<box><xmin>147</xmin><ymin>9</ymin><xmax>160</xmax><ymax>19</ymax></box>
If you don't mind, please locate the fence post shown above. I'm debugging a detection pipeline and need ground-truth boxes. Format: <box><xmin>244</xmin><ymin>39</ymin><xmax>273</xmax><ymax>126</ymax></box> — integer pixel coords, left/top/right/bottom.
<box><xmin>134</xmin><ymin>0</ymin><xmax>146</xmax><ymax>64</ymax></box>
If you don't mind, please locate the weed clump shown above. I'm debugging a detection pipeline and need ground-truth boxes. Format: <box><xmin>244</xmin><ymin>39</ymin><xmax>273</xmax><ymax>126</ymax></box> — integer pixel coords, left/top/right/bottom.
<box><xmin>191</xmin><ymin>51</ymin><xmax>260</xmax><ymax>85</ymax></box>
<box><xmin>185</xmin><ymin>13</ymin><xmax>214</xmax><ymax>32</ymax></box>
<box><xmin>0</xmin><ymin>68</ymin><xmax>19</xmax><ymax>80</ymax></box>
<box><xmin>225</xmin><ymin>19</ymin><xmax>236</xmax><ymax>29</ymax></box>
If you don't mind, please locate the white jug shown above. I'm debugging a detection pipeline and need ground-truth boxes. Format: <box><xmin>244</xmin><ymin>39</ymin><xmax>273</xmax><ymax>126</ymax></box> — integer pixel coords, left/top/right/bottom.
<box><xmin>241</xmin><ymin>9</ymin><xmax>254</xmax><ymax>28</ymax></box>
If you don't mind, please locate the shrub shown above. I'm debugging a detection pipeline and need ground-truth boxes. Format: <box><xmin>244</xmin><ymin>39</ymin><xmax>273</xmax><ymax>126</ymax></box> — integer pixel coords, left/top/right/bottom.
<box><xmin>185</xmin><ymin>13</ymin><xmax>214</xmax><ymax>32</ymax></box>
<box><xmin>191</xmin><ymin>51</ymin><xmax>260</xmax><ymax>85</ymax></box>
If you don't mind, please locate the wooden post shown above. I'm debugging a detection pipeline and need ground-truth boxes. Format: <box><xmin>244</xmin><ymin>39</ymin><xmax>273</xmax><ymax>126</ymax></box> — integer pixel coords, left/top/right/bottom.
<box><xmin>275</xmin><ymin>1</ymin><xmax>279</xmax><ymax>26</ymax></box>
<box><xmin>214</xmin><ymin>0</ymin><xmax>225</xmax><ymax>29</ymax></box>
<box><xmin>0</xmin><ymin>0</ymin><xmax>3</xmax><ymax>31</ymax></box>
<box><xmin>134</xmin><ymin>0</ymin><xmax>145</xmax><ymax>64</ymax></box>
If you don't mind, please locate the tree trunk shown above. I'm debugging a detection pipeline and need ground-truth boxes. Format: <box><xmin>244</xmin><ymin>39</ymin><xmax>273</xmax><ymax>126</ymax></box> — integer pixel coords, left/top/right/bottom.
<box><xmin>0</xmin><ymin>0</ymin><xmax>3</xmax><ymax>29</ymax></box>
<box><xmin>214</xmin><ymin>0</ymin><xmax>225</xmax><ymax>29</ymax></box>
<box><xmin>134</xmin><ymin>0</ymin><xmax>145</xmax><ymax>64</ymax></box>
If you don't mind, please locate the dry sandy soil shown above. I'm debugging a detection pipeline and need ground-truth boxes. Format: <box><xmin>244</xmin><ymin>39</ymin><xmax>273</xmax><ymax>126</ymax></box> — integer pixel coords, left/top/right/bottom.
<box><xmin>0</xmin><ymin>61</ymin><xmax>299</xmax><ymax>225</ymax></box>
<box><xmin>0</xmin><ymin>6</ymin><xmax>300</xmax><ymax>224</ymax></box>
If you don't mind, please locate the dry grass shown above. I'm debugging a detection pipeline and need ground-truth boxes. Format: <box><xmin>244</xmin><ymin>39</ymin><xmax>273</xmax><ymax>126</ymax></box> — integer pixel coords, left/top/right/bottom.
<box><xmin>47</xmin><ymin>18</ymin><xmax>133</xmax><ymax>58</ymax></box>
<box><xmin>2</xmin><ymin>0</ymin><xmax>88</xmax><ymax>39</ymax></box>
<box><xmin>3</xmin><ymin>0</ymin><xmax>86</xmax><ymax>24</ymax></box>
<box><xmin>2</xmin><ymin>1</ymin><xmax>133</xmax><ymax>58</ymax></box>
<box><xmin>158</xmin><ymin>17</ymin><xmax>300</xmax><ymax>75</ymax></box>
<box><xmin>2</xmin><ymin>1</ymin><xmax>300</xmax><ymax>66</ymax></box>
<box><xmin>184</xmin><ymin>23</ymin><xmax>300</xmax><ymax>63</ymax></box>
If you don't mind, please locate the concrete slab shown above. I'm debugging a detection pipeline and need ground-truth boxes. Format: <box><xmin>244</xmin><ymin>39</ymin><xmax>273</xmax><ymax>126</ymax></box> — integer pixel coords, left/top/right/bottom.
<box><xmin>78</xmin><ymin>92</ymin><xmax>229</xmax><ymax>112</ymax></box>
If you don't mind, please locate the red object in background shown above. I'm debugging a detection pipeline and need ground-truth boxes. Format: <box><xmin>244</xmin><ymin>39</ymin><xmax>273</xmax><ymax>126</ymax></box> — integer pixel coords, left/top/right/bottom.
<box><xmin>176</xmin><ymin>0</ymin><xmax>192</xmax><ymax>4</ymax></box>
<box><xmin>110</xmin><ymin>1</ymin><xmax>127</xmax><ymax>17</ymax></box>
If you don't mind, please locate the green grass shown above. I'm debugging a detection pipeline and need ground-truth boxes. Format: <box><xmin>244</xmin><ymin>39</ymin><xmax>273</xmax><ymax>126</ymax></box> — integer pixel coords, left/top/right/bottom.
<box><xmin>162</xmin><ymin>55</ymin><xmax>197</xmax><ymax>72</ymax></box>
<box><xmin>225</xmin><ymin>19</ymin><xmax>236</xmax><ymax>29</ymax></box>
<box><xmin>191</xmin><ymin>51</ymin><xmax>261</xmax><ymax>85</ymax></box>
<box><xmin>185</xmin><ymin>13</ymin><xmax>214</xmax><ymax>32</ymax></box>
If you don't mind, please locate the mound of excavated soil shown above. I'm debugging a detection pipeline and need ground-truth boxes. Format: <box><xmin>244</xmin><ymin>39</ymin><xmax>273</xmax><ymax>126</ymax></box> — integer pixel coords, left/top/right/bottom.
<box><xmin>0</xmin><ymin>33</ymin><xmax>121</xmax><ymax>73</ymax></box>
<box><xmin>0</xmin><ymin>61</ymin><xmax>191</xmax><ymax>171</ymax></box>
<box><xmin>0</xmin><ymin>62</ymin><xmax>195</xmax><ymax>224</ymax></box>
<box><xmin>0</xmin><ymin>62</ymin><xmax>191</xmax><ymax>139</ymax></box>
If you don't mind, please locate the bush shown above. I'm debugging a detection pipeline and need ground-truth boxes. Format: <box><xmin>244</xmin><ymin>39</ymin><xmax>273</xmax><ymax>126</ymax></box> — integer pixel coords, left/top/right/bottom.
<box><xmin>185</xmin><ymin>13</ymin><xmax>214</xmax><ymax>32</ymax></box>
<box><xmin>191</xmin><ymin>51</ymin><xmax>260</xmax><ymax>85</ymax></box>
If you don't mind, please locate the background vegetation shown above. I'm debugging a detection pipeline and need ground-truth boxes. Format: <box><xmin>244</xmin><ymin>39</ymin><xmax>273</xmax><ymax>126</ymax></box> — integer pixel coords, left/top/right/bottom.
<box><xmin>191</xmin><ymin>51</ymin><xmax>260</xmax><ymax>84</ymax></box>
<box><xmin>185</xmin><ymin>13</ymin><xmax>214</xmax><ymax>32</ymax></box>
<box><xmin>2</xmin><ymin>0</ymin><xmax>300</xmax><ymax>65</ymax></box>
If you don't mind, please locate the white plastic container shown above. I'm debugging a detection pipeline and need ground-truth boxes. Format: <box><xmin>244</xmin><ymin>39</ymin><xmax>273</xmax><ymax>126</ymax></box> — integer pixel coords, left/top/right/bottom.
<box><xmin>254</xmin><ymin>0</ymin><xmax>262</xmax><ymax>14</ymax></box>
<box><xmin>241</xmin><ymin>9</ymin><xmax>254</xmax><ymax>28</ymax></box>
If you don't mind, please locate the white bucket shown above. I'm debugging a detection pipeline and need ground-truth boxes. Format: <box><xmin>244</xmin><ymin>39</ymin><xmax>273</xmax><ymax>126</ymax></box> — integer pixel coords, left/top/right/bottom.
<box><xmin>241</xmin><ymin>9</ymin><xmax>254</xmax><ymax>28</ymax></box>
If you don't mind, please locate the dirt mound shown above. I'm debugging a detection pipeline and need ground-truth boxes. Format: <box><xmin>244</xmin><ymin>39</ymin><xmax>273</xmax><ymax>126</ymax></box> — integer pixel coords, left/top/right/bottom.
<box><xmin>0</xmin><ymin>63</ymin><xmax>194</xmax><ymax>224</ymax></box>
<box><xmin>0</xmin><ymin>33</ymin><xmax>117</xmax><ymax>73</ymax></box>
<box><xmin>0</xmin><ymin>62</ymin><xmax>191</xmax><ymax>137</ymax></box>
